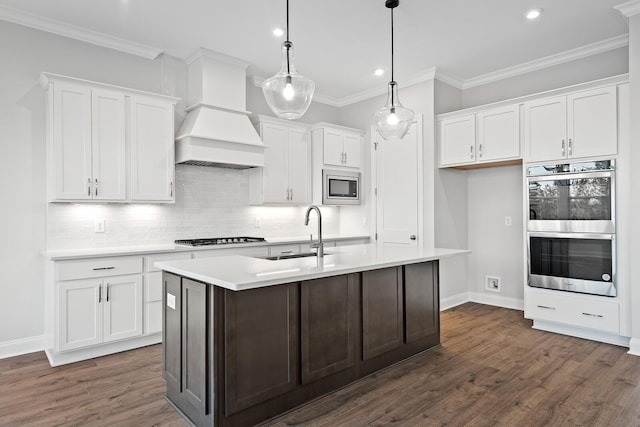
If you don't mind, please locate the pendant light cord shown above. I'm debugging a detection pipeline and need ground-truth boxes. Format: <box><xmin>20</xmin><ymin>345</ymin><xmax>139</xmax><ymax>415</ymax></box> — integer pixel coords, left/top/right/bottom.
<box><xmin>390</xmin><ymin>5</ymin><xmax>395</xmax><ymax>105</ymax></box>
<box><xmin>286</xmin><ymin>0</ymin><xmax>291</xmax><ymax>75</ymax></box>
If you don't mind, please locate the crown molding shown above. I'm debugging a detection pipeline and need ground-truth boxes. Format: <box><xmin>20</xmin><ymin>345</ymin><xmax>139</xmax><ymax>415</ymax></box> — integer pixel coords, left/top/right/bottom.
<box><xmin>463</xmin><ymin>34</ymin><xmax>629</xmax><ymax>89</ymax></box>
<box><xmin>614</xmin><ymin>0</ymin><xmax>640</xmax><ymax>18</ymax></box>
<box><xmin>0</xmin><ymin>5</ymin><xmax>163</xmax><ymax>59</ymax></box>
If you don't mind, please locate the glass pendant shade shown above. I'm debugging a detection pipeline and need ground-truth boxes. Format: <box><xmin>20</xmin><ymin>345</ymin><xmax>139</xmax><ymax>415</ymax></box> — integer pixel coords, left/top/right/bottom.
<box><xmin>374</xmin><ymin>81</ymin><xmax>414</xmax><ymax>139</ymax></box>
<box><xmin>262</xmin><ymin>41</ymin><xmax>315</xmax><ymax>120</ymax></box>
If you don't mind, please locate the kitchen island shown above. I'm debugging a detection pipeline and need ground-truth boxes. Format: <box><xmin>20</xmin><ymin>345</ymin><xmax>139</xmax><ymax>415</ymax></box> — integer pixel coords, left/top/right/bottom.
<box><xmin>156</xmin><ymin>244</ymin><xmax>468</xmax><ymax>427</ymax></box>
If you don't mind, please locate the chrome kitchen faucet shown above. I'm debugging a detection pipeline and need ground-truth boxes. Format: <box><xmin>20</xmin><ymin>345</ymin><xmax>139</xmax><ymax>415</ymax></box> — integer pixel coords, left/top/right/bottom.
<box><xmin>304</xmin><ymin>205</ymin><xmax>324</xmax><ymax>258</ymax></box>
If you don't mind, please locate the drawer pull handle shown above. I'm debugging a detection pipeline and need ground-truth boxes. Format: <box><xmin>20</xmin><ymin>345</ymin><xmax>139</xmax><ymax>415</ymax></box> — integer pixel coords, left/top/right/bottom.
<box><xmin>106</xmin><ymin>284</ymin><xmax>110</xmax><ymax>302</ymax></box>
<box><xmin>537</xmin><ymin>305</ymin><xmax>556</xmax><ymax>310</ymax></box>
<box><xmin>582</xmin><ymin>312</ymin><xmax>604</xmax><ymax>318</ymax></box>
<box><xmin>92</xmin><ymin>267</ymin><xmax>115</xmax><ymax>271</ymax></box>
<box><xmin>98</xmin><ymin>286</ymin><xmax>102</xmax><ymax>303</ymax></box>
<box><xmin>281</xmin><ymin>251</ymin><xmax>294</xmax><ymax>255</ymax></box>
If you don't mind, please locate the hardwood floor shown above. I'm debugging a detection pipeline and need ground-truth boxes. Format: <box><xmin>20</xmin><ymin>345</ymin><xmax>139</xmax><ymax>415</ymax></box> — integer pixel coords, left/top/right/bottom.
<box><xmin>2</xmin><ymin>303</ymin><xmax>639</xmax><ymax>426</ymax></box>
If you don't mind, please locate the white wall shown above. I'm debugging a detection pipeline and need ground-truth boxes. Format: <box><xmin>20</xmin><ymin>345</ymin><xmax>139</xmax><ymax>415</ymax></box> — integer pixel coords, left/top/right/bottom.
<box><xmin>466</xmin><ymin>166</ymin><xmax>524</xmax><ymax>305</ymax></box>
<box><xmin>627</xmin><ymin>14</ymin><xmax>640</xmax><ymax>355</ymax></box>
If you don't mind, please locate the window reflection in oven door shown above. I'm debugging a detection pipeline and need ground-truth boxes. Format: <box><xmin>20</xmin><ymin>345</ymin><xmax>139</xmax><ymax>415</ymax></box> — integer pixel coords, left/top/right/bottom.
<box><xmin>527</xmin><ymin>171</ymin><xmax>614</xmax><ymax>233</ymax></box>
<box><xmin>528</xmin><ymin>232</ymin><xmax>616</xmax><ymax>297</ymax></box>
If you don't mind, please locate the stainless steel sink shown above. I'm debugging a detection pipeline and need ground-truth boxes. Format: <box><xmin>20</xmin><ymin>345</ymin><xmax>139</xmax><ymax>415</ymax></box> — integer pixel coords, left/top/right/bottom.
<box><xmin>262</xmin><ymin>252</ymin><xmax>331</xmax><ymax>260</ymax></box>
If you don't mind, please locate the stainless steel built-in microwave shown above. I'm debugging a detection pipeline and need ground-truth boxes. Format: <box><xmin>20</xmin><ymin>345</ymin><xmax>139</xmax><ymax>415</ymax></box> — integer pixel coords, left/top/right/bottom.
<box><xmin>323</xmin><ymin>169</ymin><xmax>360</xmax><ymax>205</ymax></box>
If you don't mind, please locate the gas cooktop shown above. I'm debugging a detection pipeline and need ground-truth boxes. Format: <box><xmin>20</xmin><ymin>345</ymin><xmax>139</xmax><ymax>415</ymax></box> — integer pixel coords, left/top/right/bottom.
<box><xmin>175</xmin><ymin>237</ymin><xmax>266</xmax><ymax>247</ymax></box>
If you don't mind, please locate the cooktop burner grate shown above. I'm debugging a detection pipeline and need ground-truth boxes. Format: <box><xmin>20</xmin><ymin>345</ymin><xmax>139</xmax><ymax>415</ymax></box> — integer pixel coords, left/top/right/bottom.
<box><xmin>174</xmin><ymin>237</ymin><xmax>266</xmax><ymax>246</ymax></box>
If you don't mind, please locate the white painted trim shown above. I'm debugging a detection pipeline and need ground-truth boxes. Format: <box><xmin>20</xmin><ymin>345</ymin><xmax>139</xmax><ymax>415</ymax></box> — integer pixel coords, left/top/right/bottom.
<box><xmin>45</xmin><ymin>333</ymin><xmax>161</xmax><ymax>366</ymax></box>
<box><xmin>629</xmin><ymin>338</ymin><xmax>640</xmax><ymax>356</ymax></box>
<box><xmin>0</xmin><ymin>335</ymin><xmax>44</xmax><ymax>359</ymax></box>
<box><xmin>468</xmin><ymin>292</ymin><xmax>524</xmax><ymax>311</ymax></box>
<box><xmin>532</xmin><ymin>320</ymin><xmax>631</xmax><ymax>348</ymax></box>
<box><xmin>463</xmin><ymin>35</ymin><xmax>629</xmax><ymax>89</ymax></box>
<box><xmin>186</xmin><ymin>47</ymin><xmax>250</xmax><ymax>68</ymax></box>
<box><xmin>615</xmin><ymin>0</ymin><xmax>640</xmax><ymax>18</ymax></box>
<box><xmin>440</xmin><ymin>292</ymin><xmax>470</xmax><ymax>311</ymax></box>
<box><xmin>0</xmin><ymin>5</ymin><xmax>163</xmax><ymax>59</ymax></box>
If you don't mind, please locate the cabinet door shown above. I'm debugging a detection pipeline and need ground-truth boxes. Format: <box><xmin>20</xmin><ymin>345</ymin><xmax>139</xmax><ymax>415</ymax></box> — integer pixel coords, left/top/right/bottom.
<box><xmin>129</xmin><ymin>96</ymin><xmax>175</xmax><ymax>202</ymax></box>
<box><xmin>301</xmin><ymin>275</ymin><xmax>356</xmax><ymax>384</ymax></box>
<box><xmin>224</xmin><ymin>284</ymin><xmax>298</xmax><ymax>415</ymax></box>
<box><xmin>323</xmin><ymin>129</ymin><xmax>345</xmax><ymax>167</ymax></box>
<box><xmin>51</xmin><ymin>81</ymin><xmax>93</xmax><ymax>200</ymax></box>
<box><xmin>91</xmin><ymin>89</ymin><xmax>126</xmax><ymax>201</ymax></box>
<box><xmin>103</xmin><ymin>274</ymin><xmax>143</xmax><ymax>342</ymax></box>
<box><xmin>439</xmin><ymin>115</ymin><xmax>475</xmax><ymax>166</ymax></box>
<box><xmin>288</xmin><ymin>127</ymin><xmax>312</xmax><ymax>204</ymax></box>
<box><xmin>477</xmin><ymin>105</ymin><xmax>520</xmax><ymax>162</ymax></box>
<box><xmin>57</xmin><ymin>279</ymin><xmax>102</xmax><ymax>351</ymax></box>
<box><xmin>524</xmin><ymin>96</ymin><xmax>567</xmax><ymax>162</ymax></box>
<box><xmin>404</xmin><ymin>262</ymin><xmax>439</xmax><ymax>343</ymax></box>
<box><xmin>343</xmin><ymin>133</ymin><xmax>362</xmax><ymax>168</ymax></box>
<box><xmin>567</xmin><ymin>86</ymin><xmax>617</xmax><ymax>159</ymax></box>
<box><xmin>261</xmin><ymin>123</ymin><xmax>289</xmax><ymax>203</ymax></box>
<box><xmin>362</xmin><ymin>267</ymin><xmax>403</xmax><ymax>360</ymax></box>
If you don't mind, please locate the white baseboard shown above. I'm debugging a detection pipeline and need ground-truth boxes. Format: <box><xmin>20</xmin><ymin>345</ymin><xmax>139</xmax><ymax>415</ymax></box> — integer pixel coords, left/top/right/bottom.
<box><xmin>0</xmin><ymin>335</ymin><xmax>44</xmax><ymax>359</ymax></box>
<box><xmin>468</xmin><ymin>292</ymin><xmax>524</xmax><ymax>311</ymax></box>
<box><xmin>45</xmin><ymin>333</ymin><xmax>162</xmax><ymax>366</ymax></box>
<box><xmin>628</xmin><ymin>338</ymin><xmax>640</xmax><ymax>356</ymax></box>
<box><xmin>533</xmin><ymin>319</ymin><xmax>631</xmax><ymax>348</ymax></box>
<box><xmin>440</xmin><ymin>292</ymin><xmax>470</xmax><ymax>311</ymax></box>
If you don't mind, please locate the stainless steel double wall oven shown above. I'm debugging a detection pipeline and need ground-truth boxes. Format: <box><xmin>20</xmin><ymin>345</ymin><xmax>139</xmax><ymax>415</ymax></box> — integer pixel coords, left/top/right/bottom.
<box><xmin>526</xmin><ymin>160</ymin><xmax>616</xmax><ymax>297</ymax></box>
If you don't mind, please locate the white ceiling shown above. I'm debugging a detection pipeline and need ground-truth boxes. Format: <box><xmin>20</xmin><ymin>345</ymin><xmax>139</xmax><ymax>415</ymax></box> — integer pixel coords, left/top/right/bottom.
<box><xmin>0</xmin><ymin>0</ymin><xmax>630</xmax><ymax>105</ymax></box>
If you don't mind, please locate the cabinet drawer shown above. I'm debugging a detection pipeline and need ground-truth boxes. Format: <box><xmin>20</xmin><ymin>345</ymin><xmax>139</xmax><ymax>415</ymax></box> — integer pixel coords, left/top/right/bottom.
<box><xmin>526</xmin><ymin>290</ymin><xmax>619</xmax><ymax>334</ymax></box>
<box><xmin>56</xmin><ymin>256</ymin><xmax>143</xmax><ymax>281</ymax></box>
<box><xmin>145</xmin><ymin>252</ymin><xmax>192</xmax><ymax>272</ymax></box>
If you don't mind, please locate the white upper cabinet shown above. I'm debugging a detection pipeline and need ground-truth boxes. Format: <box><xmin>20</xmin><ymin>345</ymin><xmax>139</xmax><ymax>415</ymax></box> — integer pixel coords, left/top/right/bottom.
<box><xmin>249</xmin><ymin>116</ymin><xmax>311</xmax><ymax>205</ymax></box>
<box><xmin>313</xmin><ymin>124</ymin><xmax>364</xmax><ymax>169</ymax></box>
<box><xmin>439</xmin><ymin>114</ymin><xmax>476</xmax><ymax>166</ymax></box>
<box><xmin>524</xmin><ymin>86</ymin><xmax>617</xmax><ymax>162</ymax></box>
<box><xmin>91</xmin><ymin>89</ymin><xmax>127</xmax><ymax>201</ymax></box>
<box><xmin>477</xmin><ymin>105</ymin><xmax>520</xmax><ymax>162</ymax></box>
<box><xmin>129</xmin><ymin>96</ymin><xmax>175</xmax><ymax>202</ymax></box>
<box><xmin>41</xmin><ymin>73</ymin><xmax>178</xmax><ymax>203</ymax></box>
<box><xmin>439</xmin><ymin>105</ymin><xmax>520</xmax><ymax>167</ymax></box>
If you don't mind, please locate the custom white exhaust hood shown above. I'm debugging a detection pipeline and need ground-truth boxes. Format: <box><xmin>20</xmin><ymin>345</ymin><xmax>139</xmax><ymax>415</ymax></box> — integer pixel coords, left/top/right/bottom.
<box><xmin>175</xmin><ymin>48</ymin><xmax>264</xmax><ymax>169</ymax></box>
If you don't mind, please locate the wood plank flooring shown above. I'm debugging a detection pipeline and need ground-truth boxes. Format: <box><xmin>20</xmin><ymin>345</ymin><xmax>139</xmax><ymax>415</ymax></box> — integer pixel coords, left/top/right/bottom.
<box><xmin>2</xmin><ymin>303</ymin><xmax>639</xmax><ymax>426</ymax></box>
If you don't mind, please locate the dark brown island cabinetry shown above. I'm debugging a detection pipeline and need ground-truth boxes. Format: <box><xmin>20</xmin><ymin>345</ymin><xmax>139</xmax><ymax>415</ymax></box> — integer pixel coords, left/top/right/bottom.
<box><xmin>162</xmin><ymin>261</ymin><xmax>440</xmax><ymax>427</ymax></box>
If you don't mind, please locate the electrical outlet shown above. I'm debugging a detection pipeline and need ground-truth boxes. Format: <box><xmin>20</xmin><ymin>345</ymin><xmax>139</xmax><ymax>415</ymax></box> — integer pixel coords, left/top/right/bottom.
<box><xmin>504</xmin><ymin>216</ymin><xmax>512</xmax><ymax>226</ymax></box>
<box><xmin>485</xmin><ymin>276</ymin><xmax>501</xmax><ymax>293</ymax></box>
<box><xmin>254</xmin><ymin>217</ymin><xmax>261</xmax><ymax>228</ymax></box>
<box><xmin>94</xmin><ymin>219</ymin><xmax>105</xmax><ymax>233</ymax></box>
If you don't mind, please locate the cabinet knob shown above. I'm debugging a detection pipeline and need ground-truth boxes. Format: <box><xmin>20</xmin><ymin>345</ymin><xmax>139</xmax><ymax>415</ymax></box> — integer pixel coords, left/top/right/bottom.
<box><xmin>409</xmin><ymin>235</ymin><xmax>417</xmax><ymax>241</ymax></box>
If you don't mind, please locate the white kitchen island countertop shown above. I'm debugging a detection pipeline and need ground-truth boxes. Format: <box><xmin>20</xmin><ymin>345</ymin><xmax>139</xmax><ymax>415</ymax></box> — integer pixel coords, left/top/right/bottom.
<box><xmin>155</xmin><ymin>243</ymin><xmax>470</xmax><ymax>291</ymax></box>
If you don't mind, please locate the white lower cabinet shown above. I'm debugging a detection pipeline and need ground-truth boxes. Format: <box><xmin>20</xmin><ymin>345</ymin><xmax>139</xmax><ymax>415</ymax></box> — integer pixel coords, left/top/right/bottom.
<box><xmin>525</xmin><ymin>289</ymin><xmax>620</xmax><ymax>334</ymax></box>
<box><xmin>57</xmin><ymin>274</ymin><xmax>143</xmax><ymax>352</ymax></box>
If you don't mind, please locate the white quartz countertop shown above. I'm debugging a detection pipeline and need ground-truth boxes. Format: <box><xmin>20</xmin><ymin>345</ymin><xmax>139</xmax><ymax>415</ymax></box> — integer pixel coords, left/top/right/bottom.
<box><xmin>155</xmin><ymin>243</ymin><xmax>470</xmax><ymax>291</ymax></box>
<box><xmin>45</xmin><ymin>234</ymin><xmax>370</xmax><ymax>260</ymax></box>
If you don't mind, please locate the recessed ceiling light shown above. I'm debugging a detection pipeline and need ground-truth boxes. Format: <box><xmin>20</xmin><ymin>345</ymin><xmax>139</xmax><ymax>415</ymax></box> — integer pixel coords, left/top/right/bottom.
<box><xmin>373</xmin><ymin>68</ymin><xmax>385</xmax><ymax>77</ymax></box>
<box><xmin>526</xmin><ymin>8</ymin><xmax>543</xmax><ymax>20</ymax></box>
<box><xmin>272</xmin><ymin>27</ymin><xmax>284</xmax><ymax>37</ymax></box>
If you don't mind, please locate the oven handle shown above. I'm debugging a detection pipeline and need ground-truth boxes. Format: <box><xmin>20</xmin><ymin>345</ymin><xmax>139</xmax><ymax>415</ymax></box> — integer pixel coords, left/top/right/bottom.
<box><xmin>526</xmin><ymin>170</ymin><xmax>613</xmax><ymax>181</ymax></box>
<box><xmin>528</xmin><ymin>232</ymin><xmax>614</xmax><ymax>240</ymax></box>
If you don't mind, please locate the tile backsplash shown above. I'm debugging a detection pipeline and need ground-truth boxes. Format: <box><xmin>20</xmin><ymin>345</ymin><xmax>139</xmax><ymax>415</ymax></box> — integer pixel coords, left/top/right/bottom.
<box><xmin>47</xmin><ymin>165</ymin><xmax>340</xmax><ymax>250</ymax></box>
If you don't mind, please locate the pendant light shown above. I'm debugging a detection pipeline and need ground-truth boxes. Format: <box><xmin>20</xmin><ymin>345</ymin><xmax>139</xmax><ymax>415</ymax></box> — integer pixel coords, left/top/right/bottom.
<box><xmin>374</xmin><ymin>0</ymin><xmax>414</xmax><ymax>139</ymax></box>
<box><xmin>262</xmin><ymin>0</ymin><xmax>315</xmax><ymax>120</ymax></box>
